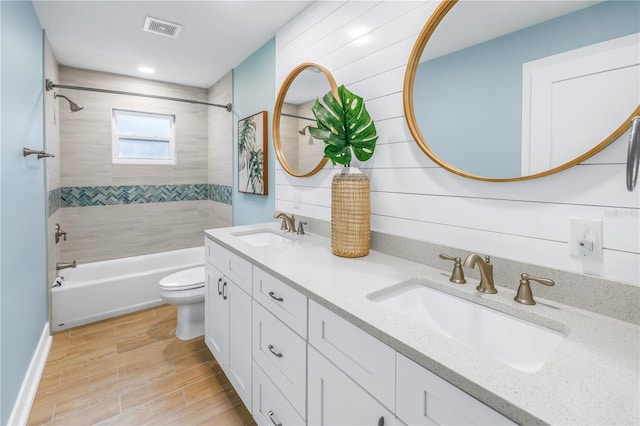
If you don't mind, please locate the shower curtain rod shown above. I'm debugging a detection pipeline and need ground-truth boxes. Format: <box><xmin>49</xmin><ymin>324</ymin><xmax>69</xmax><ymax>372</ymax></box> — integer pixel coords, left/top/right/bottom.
<box><xmin>45</xmin><ymin>79</ymin><xmax>232</xmax><ymax>112</ymax></box>
<box><xmin>281</xmin><ymin>112</ymin><xmax>315</xmax><ymax>121</ymax></box>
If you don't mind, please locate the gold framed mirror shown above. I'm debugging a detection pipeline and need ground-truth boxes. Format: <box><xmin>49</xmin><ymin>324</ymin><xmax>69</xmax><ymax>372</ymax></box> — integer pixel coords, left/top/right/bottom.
<box><xmin>273</xmin><ymin>62</ymin><xmax>339</xmax><ymax>177</ymax></box>
<box><xmin>404</xmin><ymin>0</ymin><xmax>640</xmax><ymax>182</ymax></box>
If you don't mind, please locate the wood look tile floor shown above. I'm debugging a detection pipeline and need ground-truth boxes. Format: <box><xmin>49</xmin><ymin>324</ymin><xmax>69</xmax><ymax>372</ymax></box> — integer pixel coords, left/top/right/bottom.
<box><xmin>28</xmin><ymin>305</ymin><xmax>256</xmax><ymax>426</ymax></box>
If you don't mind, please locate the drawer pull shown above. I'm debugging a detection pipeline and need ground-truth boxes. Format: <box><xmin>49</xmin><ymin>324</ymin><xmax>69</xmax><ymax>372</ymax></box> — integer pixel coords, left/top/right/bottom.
<box><xmin>268</xmin><ymin>291</ymin><xmax>284</xmax><ymax>302</ymax></box>
<box><xmin>267</xmin><ymin>344</ymin><xmax>283</xmax><ymax>358</ymax></box>
<box><xmin>217</xmin><ymin>277</ymin><xmax>223</xmax><ymax>295</ymax></box>
<box><xmin>377</xmin><ymin>416</ymin><xmax>384</xmax><ymax>426</ymax></box>
<box><xmin>268</xmin><ymin>410</ymin><xmax>282</xmax><ymax>426</ymax></box>
<box><xmin>222</xmin><ymin>282</ymin><xmax>228</xmax><ymax>300</ymax></box>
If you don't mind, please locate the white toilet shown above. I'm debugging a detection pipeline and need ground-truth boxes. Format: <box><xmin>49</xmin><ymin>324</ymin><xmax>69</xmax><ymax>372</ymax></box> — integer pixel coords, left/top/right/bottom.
<box><xmin>158</xmin><ymin>266</ymin><xmax>206</xmax><ymax>341</ymax></box>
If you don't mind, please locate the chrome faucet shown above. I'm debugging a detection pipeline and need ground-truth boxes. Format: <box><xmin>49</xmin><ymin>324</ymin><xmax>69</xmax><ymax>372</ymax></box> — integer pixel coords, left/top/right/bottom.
<box><xmin>273</xmin><ymin>211</ymin><xmax>295</xmax><ymax>232</ymax></box>
<box><xmin>56</xmin><ymin>261</ymin><xmax>76</xmax><ymax>271</ymax></box>
<box><xmin>463</xmin><ymin>254</ymin><xmax>496</xmax><ymax>294</ymax></box>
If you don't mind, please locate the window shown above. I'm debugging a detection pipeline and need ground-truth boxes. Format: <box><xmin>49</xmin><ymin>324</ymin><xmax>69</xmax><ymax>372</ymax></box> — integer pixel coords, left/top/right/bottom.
<box><xmin>112</xmin><ymin>109</ymin><xmax>176</xmax><ymax>165</ymax></box>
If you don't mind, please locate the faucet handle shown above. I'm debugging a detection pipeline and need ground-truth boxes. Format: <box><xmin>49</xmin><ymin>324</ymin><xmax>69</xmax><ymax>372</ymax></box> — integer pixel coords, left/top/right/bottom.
<box><xmin>439</xmin><ymin>253</ymin><xmax>466</xmax><ymax>284</ymax></box>
<box><xmin>514</xmin><ymin>273</ymin><xmax>555</xmax><ymax>305</ymax></box>
<box><xmin>296</xmin><ymin>221</ymin><xmax>307</xmax><ymax>235</ymax></box>
<box><xmin>279</xmin><ymin>218</ymin><xmax>288</xmax><ymax>231</ymax></box>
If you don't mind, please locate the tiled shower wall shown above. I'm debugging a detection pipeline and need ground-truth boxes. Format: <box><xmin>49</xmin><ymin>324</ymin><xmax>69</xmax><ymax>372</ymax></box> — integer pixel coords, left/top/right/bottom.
<box><xmin>45</xmin><ymin>39</ymin><xmax>60</xmax><ymax>285</ymax></box>
<box><xmin>52</xmin><ymin>66</ymin><xmax>233</xmax><ymax>264</ymax></box>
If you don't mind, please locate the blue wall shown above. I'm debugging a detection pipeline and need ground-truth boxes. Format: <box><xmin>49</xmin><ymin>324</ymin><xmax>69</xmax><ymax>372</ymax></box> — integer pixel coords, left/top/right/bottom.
<box><xmin>232</xmin><ymin>38</ymin><xmax>276</xmax><ymax>225</ymax></box>
<box><xmin>0</xmin><ymin>1</ymin><xmax>47</xmax><ymax>423</ymax></box>
<box><xmin>415</xmin><ymin>1</ymin><xmax>640</xmax><ymax>178</ymax></box>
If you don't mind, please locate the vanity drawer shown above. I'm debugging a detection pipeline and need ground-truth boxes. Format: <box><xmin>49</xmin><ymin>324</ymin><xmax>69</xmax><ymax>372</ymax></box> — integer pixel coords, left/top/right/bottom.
<box><xmin>205</xmin><ymin>237</ymin><xmax>225</xmax><ymax>271</ymax></box>
<box><xmin>396</xmin><ymin>353</ymin><xmax>515</xmax><ymax>425</ymax></box>
<box><xmin>308</xmin><ymin>300</ymin><xmax>396</xmax><ymax>411</ymax></box>
<box><xmin>252</xmin><ymin>362</ymin><xmax>305</xmax><ymax>426</ymax></box>
<box><xmin>253</xmin><ymin>266</ymin><xmax>307</xmax><ymax>338</ymax></box>
<box><xmin>253</xmin><ymin>301</ymin><xmax>307</xmax><ymax>418</ymax></box>
<box><xmin>224</xmin><ymin>249</ymin><xmax>252</xmax><ymax>295</ymax></box>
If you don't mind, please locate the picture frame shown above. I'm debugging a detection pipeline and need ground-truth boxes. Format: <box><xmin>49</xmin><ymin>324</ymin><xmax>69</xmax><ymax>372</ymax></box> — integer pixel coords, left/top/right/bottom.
<box><xmin>238</xmin><ymin>111</ymin><xmax>268</xmax><ymax>195</ymax></box>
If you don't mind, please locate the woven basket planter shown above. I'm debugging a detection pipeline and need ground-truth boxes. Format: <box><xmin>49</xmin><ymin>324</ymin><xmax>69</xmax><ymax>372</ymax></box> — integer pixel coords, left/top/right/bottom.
<box><xmin>331</xmin><ymin>167</ymin><xmax>370</xmax><ymax>257</ymax></box>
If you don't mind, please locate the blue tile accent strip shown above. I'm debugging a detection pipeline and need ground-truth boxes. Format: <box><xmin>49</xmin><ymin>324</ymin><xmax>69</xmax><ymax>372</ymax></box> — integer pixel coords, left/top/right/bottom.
<box><xmin>209</xmin><ymin>184</ymin><xmax>232</xmax><ymax>205</ymax></box>
<box><xmin>55</xmin><ymin>184</ymin><xmax>233</xmax><ymax>208</ymax></box>
<box><xmin>48</xmin><ymin>188</ymin><xmax>61</xmax><ymax>216</ymax></box>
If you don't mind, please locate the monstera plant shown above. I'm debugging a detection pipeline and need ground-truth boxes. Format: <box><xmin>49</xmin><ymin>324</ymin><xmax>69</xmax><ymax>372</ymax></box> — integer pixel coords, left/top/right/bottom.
<box><xmin>308</xmin><ymin>85</ymin><xmax>378</xmax><ymax>166</ymax></box>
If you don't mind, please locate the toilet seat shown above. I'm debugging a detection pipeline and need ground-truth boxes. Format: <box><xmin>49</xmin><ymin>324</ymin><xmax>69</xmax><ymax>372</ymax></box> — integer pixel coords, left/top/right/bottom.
<box><xmin>159</xmin><ymin>266</ymin><xmax>204</xmax><ymax>291</ymax></box>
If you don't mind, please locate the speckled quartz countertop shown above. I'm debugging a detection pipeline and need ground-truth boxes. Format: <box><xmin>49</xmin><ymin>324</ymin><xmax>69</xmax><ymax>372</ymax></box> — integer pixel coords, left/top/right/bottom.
<box><xmin>205</xmin><ymin>223</ymin><xmax>640</xmax><ymax>426</ymax></box>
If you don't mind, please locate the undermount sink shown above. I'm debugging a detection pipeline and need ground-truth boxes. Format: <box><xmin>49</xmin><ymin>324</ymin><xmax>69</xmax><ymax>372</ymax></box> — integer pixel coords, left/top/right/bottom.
<box><xmin>232</xmin><ymin>229</ymin><xmax>295</xmax><ymax>247</ymax></box>
<box><xmin>369</xmin><ymin>280</ymin><xmax>567</xmax><ymax>373</ymax></box>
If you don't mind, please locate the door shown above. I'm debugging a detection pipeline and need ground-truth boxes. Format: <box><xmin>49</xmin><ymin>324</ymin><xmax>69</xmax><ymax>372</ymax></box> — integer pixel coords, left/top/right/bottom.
<box><xmin>307</xmin><ymin>347</ymin><xmax>402</xmax><ymax>426</ymax></box>
<box><xmin>206</xmin><ymin>265</ymin><xmax>229</xmax><ymax>368</ymax></box>
<box><xmin>522</xmin><ymin>33</ymin><xmax>640</xmax><ymax>174</ymax></box>
<box><xmin>227</xmin><ymin>281</ymin><xmax>252</xmax><ymax>411</ymax></box>
<box><xmin>1</xmin><ymin>2</ymin><xmax>48</xmax><ymax>423</ymax></box>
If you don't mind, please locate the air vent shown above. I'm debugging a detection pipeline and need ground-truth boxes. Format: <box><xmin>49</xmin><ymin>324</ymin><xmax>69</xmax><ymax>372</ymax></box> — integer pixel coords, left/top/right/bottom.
<box><xmin>143</xmin><ymin>16</ymin><xmax>183</xmax><ymax>39</ymax></box>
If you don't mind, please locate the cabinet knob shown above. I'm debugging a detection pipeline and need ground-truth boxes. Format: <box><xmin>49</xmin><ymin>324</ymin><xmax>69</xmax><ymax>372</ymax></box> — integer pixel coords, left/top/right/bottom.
<box><xmin>269</xmin><ymin>291</ymin><xmax>284</xmax><ymax>302</ymax></box>
<box><xmin>268</xmin><ymin>344</ymin><xmax>283</xmax><ymax>358</ymax></box>
<box><xmin>267</xmin><ymin>410</ymin><xmax>282</xmax><ymax>426</ymax></box>
<box><xmin>377</xmin><ymin>416</ymin><xmax>385</xmax><ymax>426</ymax></box>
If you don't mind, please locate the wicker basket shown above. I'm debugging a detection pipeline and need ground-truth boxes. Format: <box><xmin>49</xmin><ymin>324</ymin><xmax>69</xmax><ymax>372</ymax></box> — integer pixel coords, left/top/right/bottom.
<box><xmin>331</xmin><ymin>167</ymin><xmax>370</xmax><ymax>257</ymax></box>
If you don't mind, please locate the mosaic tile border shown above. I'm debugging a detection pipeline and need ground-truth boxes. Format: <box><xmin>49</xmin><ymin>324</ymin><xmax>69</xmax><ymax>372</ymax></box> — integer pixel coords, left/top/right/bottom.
<box><xmin>47</xmin><ymin>184</ymin><xmax>233</xmax><ymax>214</ymax></box>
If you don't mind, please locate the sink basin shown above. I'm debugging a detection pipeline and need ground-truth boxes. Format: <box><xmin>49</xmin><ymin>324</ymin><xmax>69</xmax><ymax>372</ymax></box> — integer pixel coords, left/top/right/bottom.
<box><xmin>232</xmin><ymin>230</ymin><xmax>294</xmax><ymax>247</ymax></box>
<box><xmin>370</xmin><ymin>281</ymin><xmax>566</xmax><ymax>372</ymax></box>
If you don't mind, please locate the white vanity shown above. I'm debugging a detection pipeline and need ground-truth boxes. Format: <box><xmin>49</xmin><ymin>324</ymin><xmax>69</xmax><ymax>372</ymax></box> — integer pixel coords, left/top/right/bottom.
<box><xmin>204</xmin><ymin>223</ymin><xmax>639</xmax><ymax>425</ymax></box>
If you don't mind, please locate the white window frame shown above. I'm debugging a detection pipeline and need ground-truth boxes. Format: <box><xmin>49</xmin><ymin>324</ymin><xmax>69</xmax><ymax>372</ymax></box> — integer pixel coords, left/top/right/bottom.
<box><xmin>112</xmin><ymin>108</ymin><xmax>176</xmax><ymax>165</ymax></box>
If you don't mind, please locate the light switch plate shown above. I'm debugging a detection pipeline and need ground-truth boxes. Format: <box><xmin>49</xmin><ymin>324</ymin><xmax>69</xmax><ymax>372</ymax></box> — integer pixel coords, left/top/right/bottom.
<box><xmin>569</xmin><ymin>217</ymin><xmax>603</xmax><ymax>260</ymax></box>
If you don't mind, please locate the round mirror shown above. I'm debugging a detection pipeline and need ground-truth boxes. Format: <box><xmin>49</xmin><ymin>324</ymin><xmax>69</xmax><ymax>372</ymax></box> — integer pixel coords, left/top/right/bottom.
<box><xmin>274</xmin><ymin>63</ymin><xmax>338</xmax><ymax>177</ymax></box>
<box><xmin>404</xmin><ymin>0</ymin><xmax>640</xmax><ymax>181</ymax></box>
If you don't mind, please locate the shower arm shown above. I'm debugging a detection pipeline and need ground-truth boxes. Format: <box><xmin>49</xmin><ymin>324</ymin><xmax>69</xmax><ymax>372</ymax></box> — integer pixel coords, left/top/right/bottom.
<box><xmin>45</xmin><ymin>79</ymin><xmax>232</xmax><ymax>112</ymax></box>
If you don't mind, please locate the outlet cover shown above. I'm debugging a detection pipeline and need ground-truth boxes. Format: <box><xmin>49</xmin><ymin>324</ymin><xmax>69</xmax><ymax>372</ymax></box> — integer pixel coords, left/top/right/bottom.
<box><xmin>569</xmin><ymin>217</ymin><xmax>603</xmax><ymax>260</ymax></box>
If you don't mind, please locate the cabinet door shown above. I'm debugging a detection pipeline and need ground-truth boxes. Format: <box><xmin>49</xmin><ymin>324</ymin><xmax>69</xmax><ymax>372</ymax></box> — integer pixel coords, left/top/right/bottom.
<box><xmin>308</xmin><ymin>347</ymin><xmax>403</xmax><ymax>426</ymax></box>
<box><xmin>227</xmin><ymin>281</ymin><xmax>253</xmax><ymax>411</ymax></box>
<box><xmin>253</xmin><ymin>362</ymin><xmax>305</xmax><ymax>426</ymax></box>
<box><xmin>206</xmin><ymin>265</ymin><xmax>229</xmax><ymax>368</ymax></box>
<box><xmin>396</xmin><ymin>354</ymin><xmax>515</xmax><ymax>426</ymax></box>
<box><xmin>204</xmin><ymin>265</ymin><xmax>222</xmax><ymax>350</ymax></box>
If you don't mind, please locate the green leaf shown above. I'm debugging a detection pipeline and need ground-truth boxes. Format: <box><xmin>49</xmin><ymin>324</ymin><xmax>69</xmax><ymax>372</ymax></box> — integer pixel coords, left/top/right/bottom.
<box><xmin>307</xmin><ymin>85</ymin><xmax>377</xmax><ymax>166</ymax></box>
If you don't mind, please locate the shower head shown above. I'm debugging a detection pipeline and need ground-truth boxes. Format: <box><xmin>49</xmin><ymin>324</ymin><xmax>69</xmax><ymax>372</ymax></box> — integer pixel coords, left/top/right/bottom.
<box><xmin>54</xmin><ymin>92</ymin><xmax>83</xmax><ymax>112</ymax></box>
<box><xmin>298</xmin><ymin>125</ymin><xmax>310</xmax><ymax>135</ymax></box>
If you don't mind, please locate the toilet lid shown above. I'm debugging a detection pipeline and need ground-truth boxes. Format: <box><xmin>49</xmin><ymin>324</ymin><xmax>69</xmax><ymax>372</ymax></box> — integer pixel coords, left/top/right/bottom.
<box><xmin>159</xmin><ymin>266</ymin><xmax>205</xmax><ymax>290</ymax></box>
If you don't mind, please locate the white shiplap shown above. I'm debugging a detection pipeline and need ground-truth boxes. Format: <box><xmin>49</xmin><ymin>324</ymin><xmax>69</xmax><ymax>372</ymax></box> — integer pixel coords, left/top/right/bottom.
<box><xmin>274</xmin><ymin>0</ymin><xmax>640</xmax><ymax>285</ymax></box>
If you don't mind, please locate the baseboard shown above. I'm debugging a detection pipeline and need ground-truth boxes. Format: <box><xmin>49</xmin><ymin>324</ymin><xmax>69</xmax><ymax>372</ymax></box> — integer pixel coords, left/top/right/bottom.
<box><xmin>8</xmin><ymin>322</ymin><xmax>52</xmax><ymax>426</ymax></box>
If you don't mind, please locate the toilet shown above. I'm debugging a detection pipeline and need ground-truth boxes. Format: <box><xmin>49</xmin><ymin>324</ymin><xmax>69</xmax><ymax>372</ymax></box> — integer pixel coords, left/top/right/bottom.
<box><xmin>158</xmin><ymin>266</ymin><xmax>206</xmax><ymax>341</ymax></box>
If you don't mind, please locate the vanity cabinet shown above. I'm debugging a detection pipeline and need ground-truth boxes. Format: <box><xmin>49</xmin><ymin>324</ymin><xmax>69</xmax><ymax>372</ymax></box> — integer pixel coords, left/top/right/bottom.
<box><xmin>204</xmin><ymin>238</ymin><xmax>253</xmax><ymax>411</ymax></box>
<box><xmin>308</xmin><ymin>346</ymin><xmax>402</xmax><ymax>426</ymax></box>
<box><xmin>396</xmin><ymin>354</ymin><xmax>515</xmax><ymax>426</ymax></box>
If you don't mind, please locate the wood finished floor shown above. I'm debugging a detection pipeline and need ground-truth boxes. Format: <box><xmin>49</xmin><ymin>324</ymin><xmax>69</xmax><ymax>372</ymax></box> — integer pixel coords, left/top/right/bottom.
<box><xmin>28</xmin><ymin>305</ymin><xmax>256</xmax><ymax>426</ymax></box>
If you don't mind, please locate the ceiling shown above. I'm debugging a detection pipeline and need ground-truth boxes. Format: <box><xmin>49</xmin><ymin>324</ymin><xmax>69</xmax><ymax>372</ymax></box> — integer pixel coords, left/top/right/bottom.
<box><xmin>32</xmin><ymin>1</ymin><xmax>312</xmax><ymax>89</ymax></box>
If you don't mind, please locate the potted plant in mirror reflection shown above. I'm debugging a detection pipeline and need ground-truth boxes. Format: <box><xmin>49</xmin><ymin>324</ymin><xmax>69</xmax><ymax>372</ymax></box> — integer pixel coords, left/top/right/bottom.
<box><xmin>307</xmin><ymin>85</ymin><xmax>378</xmax><ymax>258</ymax></box>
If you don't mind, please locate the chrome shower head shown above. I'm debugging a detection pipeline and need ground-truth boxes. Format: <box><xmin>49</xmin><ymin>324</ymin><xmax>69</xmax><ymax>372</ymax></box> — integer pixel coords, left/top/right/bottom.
<box><xmin>298</xmin><ymin>125</ymin><xmax>310</xmax><ymax>135</ymax></box>
<box><xmin>54</xmin><ymin>92</ymin><xmax>83</xmax><ymax>112</ymax></box>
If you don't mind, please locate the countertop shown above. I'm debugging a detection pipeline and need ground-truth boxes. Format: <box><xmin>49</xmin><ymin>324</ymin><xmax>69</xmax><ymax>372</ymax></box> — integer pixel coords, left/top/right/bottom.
<box><xmin>205</xmin><ymin>223</ymin><xmax>640</xmax><ymax>425</ymax></box>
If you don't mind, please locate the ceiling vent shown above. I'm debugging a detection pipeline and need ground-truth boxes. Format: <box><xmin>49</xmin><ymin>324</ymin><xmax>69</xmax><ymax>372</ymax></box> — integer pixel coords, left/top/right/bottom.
<box><xmin>143</xmin><ymin>17</ymin><xmax>183</xmax><ymax>39</ymax></box>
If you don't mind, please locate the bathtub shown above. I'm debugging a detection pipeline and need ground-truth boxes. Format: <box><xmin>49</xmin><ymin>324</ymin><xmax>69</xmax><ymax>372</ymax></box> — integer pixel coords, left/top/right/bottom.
<box><xmin>52</xmin><ymin>246</ymin><xmax>204</xmax><ymax>331</ymax></box>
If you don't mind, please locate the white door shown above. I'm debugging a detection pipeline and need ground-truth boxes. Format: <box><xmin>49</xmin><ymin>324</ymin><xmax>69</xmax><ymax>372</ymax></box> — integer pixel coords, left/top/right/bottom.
<box><xmin>227</xmin><ymin>281</ymin><xmax>252</xmax><ymax>411</ymax></box>
<box><xmin>522</xmin><ymin>33</ymin><xmax>640</xmax><ymax>175</ymax></box>
<box><xmin>307</xmin><ymin>347</ymin><xmax>402</xmax><ymax>426</ymax></box>
<box><xmin>206</xmin><ymin>265</ymin><xmax>229</xmax><ymax>368</ymax></box>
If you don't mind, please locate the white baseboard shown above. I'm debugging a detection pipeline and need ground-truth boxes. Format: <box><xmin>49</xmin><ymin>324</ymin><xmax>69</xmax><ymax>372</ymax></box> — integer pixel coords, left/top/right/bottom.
<box><xmin>8</xmin><ymin>322</ymin><xmax>52</xmax><ymax>426</ymax></box>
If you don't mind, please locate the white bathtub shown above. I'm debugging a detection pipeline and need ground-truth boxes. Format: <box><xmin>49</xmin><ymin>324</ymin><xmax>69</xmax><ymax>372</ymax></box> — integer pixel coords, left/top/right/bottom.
<box><xmin>52</xmin><ymin>246</ymin><xmax>204</xmax><ymax>331</ymax></box>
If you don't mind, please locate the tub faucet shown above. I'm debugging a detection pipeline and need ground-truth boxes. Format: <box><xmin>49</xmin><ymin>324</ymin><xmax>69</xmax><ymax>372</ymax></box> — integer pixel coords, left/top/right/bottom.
<box><xmin>56</xmin><ymin>261</ymin><xmax>77</xmax><ymax>271</ymax></box>
<box><xmin>463</xmin><ymin>254</ymin><xmax>496</xmax><ymax>294</ymax></box>
<box><xmin>273</xmin><ymin>211</ymin><xmax>295</xmax><ymax>232</ymax></box>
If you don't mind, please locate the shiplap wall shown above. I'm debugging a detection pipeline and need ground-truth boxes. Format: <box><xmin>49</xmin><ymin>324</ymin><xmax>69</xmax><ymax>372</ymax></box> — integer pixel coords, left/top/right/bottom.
<box><xmin>275</xmin><ymin>1</ymin><xmax>639</xmax><ymax>285</ymax></box>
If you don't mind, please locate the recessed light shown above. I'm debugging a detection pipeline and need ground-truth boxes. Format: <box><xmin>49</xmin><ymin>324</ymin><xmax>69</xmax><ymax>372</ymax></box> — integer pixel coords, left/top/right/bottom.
<box><xmin>138</xmin><ymin>67</ymin><xmax>155</xmax><ymax>74</ymax></box>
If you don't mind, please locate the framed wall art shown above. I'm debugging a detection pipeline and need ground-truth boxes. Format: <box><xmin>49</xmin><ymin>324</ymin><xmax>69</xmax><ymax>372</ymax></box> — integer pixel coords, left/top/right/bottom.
<box><xmin>238</xmin><ymin>111</ymin><xmax>268</xmax><ymax>195</ymax></box>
